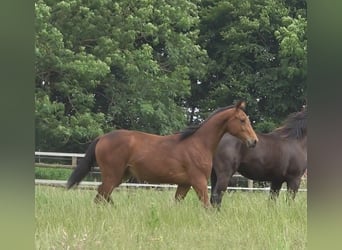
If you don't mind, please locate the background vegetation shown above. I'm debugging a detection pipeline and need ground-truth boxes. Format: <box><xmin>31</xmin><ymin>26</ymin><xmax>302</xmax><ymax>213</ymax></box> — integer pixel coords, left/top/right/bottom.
<box><xmin>35</xmin><ymin>0</ymin><xmax>307</xmax><ymax>152</ymax></box>
<box><xmin>35</xmin><ymin>186</ymin><xmax>307</xmax><ymax>249</ymax></box>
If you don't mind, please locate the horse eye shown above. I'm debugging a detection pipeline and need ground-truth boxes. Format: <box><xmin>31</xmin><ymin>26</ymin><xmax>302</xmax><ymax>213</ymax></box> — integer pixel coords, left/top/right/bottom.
<box><xmin>241</xmin><ymin>119</ymin><xmax>246</xmax><ymax>124</ymax></box>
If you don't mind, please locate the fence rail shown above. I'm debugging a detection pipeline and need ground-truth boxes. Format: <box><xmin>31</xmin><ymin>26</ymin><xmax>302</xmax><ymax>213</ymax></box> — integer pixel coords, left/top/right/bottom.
<box><xmin>35</xmin><ymin>179</ymin><xmax>307</xmax><ymax>192</ymax></box>
<box><xmin>34</xmin><ymin>151</ymin><xmax>307</xmax><ymax>192</ymax></box>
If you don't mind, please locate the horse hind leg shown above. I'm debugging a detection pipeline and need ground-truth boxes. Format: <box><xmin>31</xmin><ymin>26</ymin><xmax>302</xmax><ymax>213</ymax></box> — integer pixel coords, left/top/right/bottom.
<box><xmin>286</xmin><ymin>177</ymin><xmax>301</xmax><ymax>201</ymax></box>
<box><xmin>94</xmin><ymin>182</ymin><xmax>115</xmax><ymax>204</ymax></box>
<box><xmin>175</xmin><ymin>185</ymin><xmax>191</xmax><ymax>202</ymax></box>
<box><xmin>94</xmin><ymin>164</ymin><xmax>126</xmax><ymax>204</ymax></box>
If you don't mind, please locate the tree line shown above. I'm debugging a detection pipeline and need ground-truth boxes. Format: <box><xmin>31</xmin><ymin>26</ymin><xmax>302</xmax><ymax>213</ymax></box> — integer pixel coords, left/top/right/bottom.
<box><xmin>35</xmin><ymin>0</ymin><xmax>307</xmax><ymax>152</ymax></box>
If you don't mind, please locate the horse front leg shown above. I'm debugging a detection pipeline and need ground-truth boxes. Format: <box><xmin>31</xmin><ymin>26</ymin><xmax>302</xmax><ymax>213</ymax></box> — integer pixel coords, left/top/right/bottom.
<box><xmin>269</xmin><ymin>181</ymin><xmax>283</xmax><ymax>201</ymax></box>
<box><xmin>210</xmin><ymin>174</ymin><xmax>231</xmax><ymax>209</ymax></box>
<box><xmin>192</xmin><ymin>177</ymin><xmax>211</xmax><ymax>208</ymax></box>
<box><xmin>210</xmin><ymin>161</ymin><xmax>235</xmax><ymax>209</ymax></box>
<box><xmin>210</xmin><ymin>167</ymin><xmax>219</xmax><ymax>205</ymax></box>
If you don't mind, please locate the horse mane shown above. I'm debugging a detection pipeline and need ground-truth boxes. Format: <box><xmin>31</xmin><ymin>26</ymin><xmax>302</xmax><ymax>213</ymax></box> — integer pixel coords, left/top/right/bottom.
<box><xmin>271</xmin><ymin>107</ymin><xmax>307</xmax><ymax>139</ymax></box>
<box><xmin>179</xmin><ymin>105</ymin><xmax>236</xmax><ymax>141</ymax></box>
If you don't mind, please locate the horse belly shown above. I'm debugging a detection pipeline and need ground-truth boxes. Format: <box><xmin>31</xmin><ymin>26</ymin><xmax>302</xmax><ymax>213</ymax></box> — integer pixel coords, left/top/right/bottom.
<box><xmin>238</xmin><ymin>162</ymin><xmax>276</xmax><ymax>181</ymax></box>
<box><xmin>128</xmin><ymin>159</ymin><xmax>189</xmax><ymax>185</ymax></box>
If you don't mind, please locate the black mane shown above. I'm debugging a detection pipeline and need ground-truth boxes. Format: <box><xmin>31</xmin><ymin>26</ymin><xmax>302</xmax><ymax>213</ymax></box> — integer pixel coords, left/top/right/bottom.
<box><xmin>179</xmin><ymin>105</ymin><xmax>236</xmax><ymax>141</ymax></box>
<box><xmin>271</xmin><ymin>108</ymin><xmax>307</xmax><ymax>139</ymax></box>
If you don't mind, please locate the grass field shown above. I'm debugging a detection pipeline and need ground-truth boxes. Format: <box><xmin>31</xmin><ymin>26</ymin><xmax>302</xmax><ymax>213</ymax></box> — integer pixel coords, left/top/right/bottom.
<box><xmin>35</xmin><ymin>186</ymin><xmax>307</xmax><ymax>250</ymax></box>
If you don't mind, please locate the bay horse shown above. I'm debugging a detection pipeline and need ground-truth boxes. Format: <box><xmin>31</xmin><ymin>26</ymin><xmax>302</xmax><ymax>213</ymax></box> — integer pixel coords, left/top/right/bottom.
<box><xmin>67</xmin><ymin>101</ymin><xmax>258</xmax><ymax>207</ymax></box>
<box><xmin>210</xmin><ymin>107</ymin><xmax>307</xmax><ymax>207</ymax></box>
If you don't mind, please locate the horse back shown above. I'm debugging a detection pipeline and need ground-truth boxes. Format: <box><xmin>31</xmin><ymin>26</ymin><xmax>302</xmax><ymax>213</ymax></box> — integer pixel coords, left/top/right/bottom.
<box><xmin>98</xmin><ymin>129</ymin><xmax>178</xmax><ymax>154</ymax></box>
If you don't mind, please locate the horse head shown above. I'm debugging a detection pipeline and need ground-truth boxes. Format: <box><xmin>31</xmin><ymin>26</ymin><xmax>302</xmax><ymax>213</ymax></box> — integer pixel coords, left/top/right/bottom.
<box><xmin>225</xmin><ymin>101</ymin><xmax>258</xmax><ymax>148</ymax></box>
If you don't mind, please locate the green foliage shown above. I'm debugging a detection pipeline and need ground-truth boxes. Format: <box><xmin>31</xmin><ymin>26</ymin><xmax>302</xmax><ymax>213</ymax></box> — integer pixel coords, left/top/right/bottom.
<box><xmin>35</xmin><ymin>0</ymin><xmax>110</xmax><ymax>151</ymax></box>
<box><xmin>195</xmin><ymin>0</ymin><xmax>307</xmax><ymax>124</ymax></box>
<box><xmin>254</xmin><ymin>119</ymin><xmax>277</xmax><ymax>133</ymax></box>
<box><xmin>35</xmin><ymin>0</ymin><xmax>208</xmax><ymax>152</ymax></box>
<box><xmin>35</xmin><ymin>0</ymin><xmax>307</xmax><ymax>152</ymax></box>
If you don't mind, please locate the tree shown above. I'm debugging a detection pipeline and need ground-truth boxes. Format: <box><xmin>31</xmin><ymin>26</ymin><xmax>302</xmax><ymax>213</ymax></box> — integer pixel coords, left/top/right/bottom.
<box><xmin>35</xmin><ymin>0</ymin><xmax>307</xmax><ymax>151</ymax></box>
<box><xmin>195</xmin><ymin>0</ymin><xmax>307</xmax><ymax>128</ymax></box>
<box><xmin>35</xmin><ymin>0</ymin><xmax>208</xmax><ymax>151</ymax></box>
<box><xmin>35</xmin><ymin>0</ymin><xmax>110</xmax><ymax>151</ymax></box>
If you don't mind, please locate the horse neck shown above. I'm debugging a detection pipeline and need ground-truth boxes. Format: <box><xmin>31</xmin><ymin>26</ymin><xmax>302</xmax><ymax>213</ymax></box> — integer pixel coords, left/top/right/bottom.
<box><xmin>194</xmin><ymin>109</ymin><xmax>234</xmax><ymax>153</ymax></box>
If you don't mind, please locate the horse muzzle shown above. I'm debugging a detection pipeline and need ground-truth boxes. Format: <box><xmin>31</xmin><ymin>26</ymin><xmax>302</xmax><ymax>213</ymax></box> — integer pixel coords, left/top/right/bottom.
<box><xmin>246</xmin><ymin>139</ymin><xmax>257</xmax><ymax>148</ymax></box>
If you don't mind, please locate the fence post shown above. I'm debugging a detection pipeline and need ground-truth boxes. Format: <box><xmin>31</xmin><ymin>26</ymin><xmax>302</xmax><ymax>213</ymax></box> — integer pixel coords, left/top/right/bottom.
<box><xmin>248</xmin><ymin>179</ymin><xmax>253</xmax><ymax>190</ymax></box>
<box><xmin>72</xmin><ymin>156</ymin><xmax>77</xmax><ymax>167</ymax></box>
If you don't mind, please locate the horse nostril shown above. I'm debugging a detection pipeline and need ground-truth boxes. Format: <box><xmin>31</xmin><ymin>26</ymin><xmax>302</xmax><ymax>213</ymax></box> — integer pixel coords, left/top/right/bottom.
<box><xmin>249</xmin><ymin>139</ymin><xmax>257</xmax><ymax>148</ymax></box>
<box><xmin>247</xmin><ymin>139</ymin><xmax>255</xmax><ymax>148</ymax></box>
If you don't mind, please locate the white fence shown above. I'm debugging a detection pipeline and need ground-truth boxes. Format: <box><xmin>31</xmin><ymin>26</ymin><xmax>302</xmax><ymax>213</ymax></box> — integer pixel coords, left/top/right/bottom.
<box><xmin>34</xmin><ymin>151</ymin><xmax>307</xmax><ymax>192</ymax></box>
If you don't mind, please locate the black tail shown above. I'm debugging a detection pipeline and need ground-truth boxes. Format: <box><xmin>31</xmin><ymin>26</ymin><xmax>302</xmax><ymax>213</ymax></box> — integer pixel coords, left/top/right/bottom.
<box><xmin>66</xmin><ymin>137</ymin><xmax>100</xmax><ymax>189</ymax></box>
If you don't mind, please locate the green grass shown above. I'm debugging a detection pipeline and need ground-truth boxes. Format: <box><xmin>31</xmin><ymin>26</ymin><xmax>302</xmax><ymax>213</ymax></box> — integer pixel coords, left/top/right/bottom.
<box><xmin>35</xmin><ymin>167</ymin><xmax>100</xmax><ymax>181</ymax></box>
<box><xmin>35</xmin><ymin>167</ymin><xmax>73</xmax><ymax>180</ymax></box>
<box><xmin>35</xmin><ymin>186</ymin><xmax>307</xmax><ymax>250</ymax></box>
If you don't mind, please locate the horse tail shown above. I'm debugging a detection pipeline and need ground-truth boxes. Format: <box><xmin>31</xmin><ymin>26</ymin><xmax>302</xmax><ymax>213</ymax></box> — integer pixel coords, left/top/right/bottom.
<box><xmin>66</xmin><ymin>137</ymin><xmax>100</xmax><ymax>189</ymax></box>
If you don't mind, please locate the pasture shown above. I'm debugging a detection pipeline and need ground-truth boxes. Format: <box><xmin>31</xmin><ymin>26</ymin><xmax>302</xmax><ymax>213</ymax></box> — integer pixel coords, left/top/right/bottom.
<box><xmin>35</xmin><ymin>186</ymin><xmax>307</xmax><ymax>250</ymax></box>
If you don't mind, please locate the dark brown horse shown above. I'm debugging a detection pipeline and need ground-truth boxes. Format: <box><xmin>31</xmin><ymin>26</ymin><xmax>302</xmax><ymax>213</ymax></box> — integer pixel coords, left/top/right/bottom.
<box><xmin>210</xmin><ymin>107</ymin><xmax>307</xmax><ymax>207</ymax></box>
<box><xmin>67</xmin><ymin>101</ymin><xmax>258</xmax><ymax>207</ymax></box>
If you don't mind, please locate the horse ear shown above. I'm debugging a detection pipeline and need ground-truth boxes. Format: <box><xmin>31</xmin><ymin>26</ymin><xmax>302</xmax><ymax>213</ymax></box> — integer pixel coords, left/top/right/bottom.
<box><xmin>235</xmin><ymin>100</ymin><xmax>246</xmax><ymax>110</ymax></box>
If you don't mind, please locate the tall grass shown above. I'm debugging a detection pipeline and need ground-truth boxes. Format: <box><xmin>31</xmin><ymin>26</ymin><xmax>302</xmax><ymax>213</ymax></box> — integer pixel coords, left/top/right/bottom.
<box><xmin>35</xmin><ymin>186</ymin><xmax>307</xmax><ymax>250</ymax></box>
<box><xmin>35</xmin><ymin>167</ymin><xmax>72</xmax><ymax>180</ymax></box>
